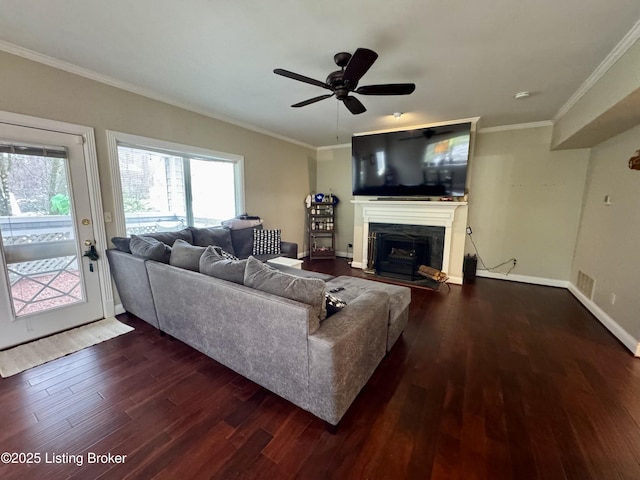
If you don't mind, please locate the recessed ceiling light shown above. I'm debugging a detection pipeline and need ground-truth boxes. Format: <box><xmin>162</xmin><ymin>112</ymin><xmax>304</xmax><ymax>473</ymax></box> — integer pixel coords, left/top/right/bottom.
<box><xmin>514</xmin><ymin>91</ymin><xmax>531</xmax><ymax>99</ymax></box>
<box><xmin>393</xmin><ymin>112</ymin><xmax>402</xmax><ymax>118</ymax></box>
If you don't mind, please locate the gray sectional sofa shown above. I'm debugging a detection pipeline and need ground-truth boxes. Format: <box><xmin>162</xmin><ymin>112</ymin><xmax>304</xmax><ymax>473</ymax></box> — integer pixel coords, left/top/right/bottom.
<box><xmin>107</xmin><ymin>225</ymin><xmax>410</xmax><ymax>425</ymax></box>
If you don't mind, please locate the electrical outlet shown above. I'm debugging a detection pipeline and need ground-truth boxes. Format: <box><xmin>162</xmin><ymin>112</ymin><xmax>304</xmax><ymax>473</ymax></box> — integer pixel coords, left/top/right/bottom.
<box><xmin>611</xmin><ymin>293</ymin><xmax>616</xmax><ymax>305</ymax></box>
<box><xmin>513</xmin><ymin>258</ymin><xmax>517</xmax><ymax>266</ymax></box>
<box><xmin>466</xmin><ymin>226</ymin><xmax>473</xmax><ymax>235</ymax></box>
<box><xmin>104</xmin><ymin>212</ymin><xmax>112</xmax><ymax>223</ymax></box>
<box><xmin>347</xmin><ymin>243</ymin><xmax>353</xmax><ymax>248</ymax></box>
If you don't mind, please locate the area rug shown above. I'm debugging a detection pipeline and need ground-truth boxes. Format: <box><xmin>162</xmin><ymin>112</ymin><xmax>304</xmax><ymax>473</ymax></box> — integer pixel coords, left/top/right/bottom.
<box><xmin>0</xmin><ymin>317</ymin><xmax>134</xmax><ymax>378</ymax></box>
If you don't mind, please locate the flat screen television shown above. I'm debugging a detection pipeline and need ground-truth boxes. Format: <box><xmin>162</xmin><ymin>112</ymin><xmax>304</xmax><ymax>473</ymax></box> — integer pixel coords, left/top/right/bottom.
<box><xmin>352</xmin><ymin>122</ymin><xmax>472</xmax><ymax>197</ymax></box>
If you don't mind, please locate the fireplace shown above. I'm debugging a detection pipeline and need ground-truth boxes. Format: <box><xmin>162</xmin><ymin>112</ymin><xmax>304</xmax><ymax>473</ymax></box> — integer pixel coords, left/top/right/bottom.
<box><xmin>375</xmin><ymin>234</ymin><xmax>429</xmax><ymax>281</ymax></box>
<box><xmin>371</xmin><ymin>223</ymin><xmax>445</xmax><ymax>283</ymax></box>
<box><xmin>352</xmin><ymin>199</ymin><xmax>468</xmax><ymax>284</ymax></box>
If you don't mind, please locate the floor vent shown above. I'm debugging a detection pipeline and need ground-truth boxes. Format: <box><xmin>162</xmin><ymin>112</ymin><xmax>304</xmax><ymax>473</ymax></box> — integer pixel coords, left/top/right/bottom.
<box><xmin>576</xmin><ymin>270</ymin><xmax>596</xmax><ymax>300</ymax></box>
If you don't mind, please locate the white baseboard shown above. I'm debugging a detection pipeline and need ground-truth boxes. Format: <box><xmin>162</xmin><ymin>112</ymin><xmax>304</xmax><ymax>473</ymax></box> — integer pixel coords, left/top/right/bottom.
<box><xmin>567</xmin><ymin>284</ymin><xmax>640</xmax><ymax>356</ymax></box>
<box><xmin>476</xmin><ymin>270</ymin><xmax>570</xmax><ymax>288</ymax></box>
<box><xmin>299</xmin><ymin>250</ymin><xmax>352</xmax><ymax>260</ymax></box>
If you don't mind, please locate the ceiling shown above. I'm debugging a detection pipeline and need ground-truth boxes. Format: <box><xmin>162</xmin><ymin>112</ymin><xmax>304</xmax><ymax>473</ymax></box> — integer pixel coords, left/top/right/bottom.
<box><xmin>1</xmin><ymin>1</ymin><xmax>639</xmax><ymax>148</ymax></box>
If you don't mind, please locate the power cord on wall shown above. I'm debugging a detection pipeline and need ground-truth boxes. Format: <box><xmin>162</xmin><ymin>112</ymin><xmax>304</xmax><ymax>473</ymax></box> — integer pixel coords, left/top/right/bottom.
<box><xmin>466</xmin><ymin>226</ymin><xmax>517</xmax><ymax>275</ymax></box>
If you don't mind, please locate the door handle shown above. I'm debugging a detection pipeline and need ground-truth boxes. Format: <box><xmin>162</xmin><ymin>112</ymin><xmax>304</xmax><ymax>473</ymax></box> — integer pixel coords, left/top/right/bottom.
<box><xmin>83</xmin><ymin>245</ymin><xmax>100</xmax><ymax>261</ymax></box>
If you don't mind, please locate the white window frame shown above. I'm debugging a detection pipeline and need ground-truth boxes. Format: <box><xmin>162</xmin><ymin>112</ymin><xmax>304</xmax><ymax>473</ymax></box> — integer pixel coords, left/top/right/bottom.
<box><xmin>106</xmin><ymin>131</ymin><xmax>245</xmax><ymax>237</ymax></box>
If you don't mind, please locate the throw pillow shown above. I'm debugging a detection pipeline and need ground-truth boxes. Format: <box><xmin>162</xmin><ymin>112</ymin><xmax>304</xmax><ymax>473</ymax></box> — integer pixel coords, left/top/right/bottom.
<box><xmin>130</xmin><ymin>235</ymin><xmax>172</xmax><ymax>263</ymax></box>
<box><xmin>199</xmin><ymin>245</ymin><xmax>247</xmax><ymax>284</ymax></box>
<box><xmin>111</xmin><ymin>236</ymin><xmax>131</xmax><ymax>253</ymax></box>
<box><xmin>189</xmin><ymin>226</ymin><xmax>235</xmax><ymax>255</ymax></box>
<box><xmin>325</xmin><ymin>293</ymin><xmax>347</xmax><ymax>318</ymax></box>
<box><xmin>169</xmin><ymin>239</ymin><xmax>206</xmax><ymax>272</ymax></box>
<box><xmin>217</xmin><ymin>247</ymin><xmax>239</xmax><ymax>261</ymax></box>
<box><xmin>231</xmin><ymin>224</ymin><xmax>263</xmax><ymax>258</ymax></box>
<box><xmin>253</xmin><ymin>229</ymin><xmax>281</xmax><ymax>256</ymax></box>
<box><xmin>244</xmin><ymin>256</ymin><xmax>326</xmax><ymax>321</ymax></box>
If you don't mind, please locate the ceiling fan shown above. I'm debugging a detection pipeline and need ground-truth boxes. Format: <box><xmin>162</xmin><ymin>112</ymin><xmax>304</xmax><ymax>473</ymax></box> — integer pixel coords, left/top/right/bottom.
<box><xmin>273</xmin><ymin>48</ymin><xmax>415</xmax><ymax>115</ymax></box>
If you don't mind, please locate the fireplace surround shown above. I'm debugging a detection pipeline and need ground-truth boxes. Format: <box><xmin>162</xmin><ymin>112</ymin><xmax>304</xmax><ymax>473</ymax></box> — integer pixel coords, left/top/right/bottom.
<box><xmin>351</xmin><ymin>199</ymin><xmax>468</xmax><ymax>284</ymax></box>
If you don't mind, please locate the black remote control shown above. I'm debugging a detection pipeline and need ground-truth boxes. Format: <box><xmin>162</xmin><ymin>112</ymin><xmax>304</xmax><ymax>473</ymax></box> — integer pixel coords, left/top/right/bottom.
<box><xmin>329</xmin><ymin>287</ymin><xmax>345</xmax><ymax>293</ymax></box>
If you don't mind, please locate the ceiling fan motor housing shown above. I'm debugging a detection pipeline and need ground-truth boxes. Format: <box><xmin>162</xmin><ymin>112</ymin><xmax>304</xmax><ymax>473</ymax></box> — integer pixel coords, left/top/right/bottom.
<box><xmin>326</xmin><ymin>70</ymin><xmax>354</xmax><ymax>99</ymax></box>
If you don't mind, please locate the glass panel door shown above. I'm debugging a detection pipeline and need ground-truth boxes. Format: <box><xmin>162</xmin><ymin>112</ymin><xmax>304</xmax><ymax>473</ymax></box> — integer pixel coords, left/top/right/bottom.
<box><xmin>0</xmin><ymin>149</ymin><xmax>84</xmax><ymax>316</ymax></box>
<box><xmin>0</xmin><ymin>122</ymin><xmax>103</xmax><ymax>348</ymax></box>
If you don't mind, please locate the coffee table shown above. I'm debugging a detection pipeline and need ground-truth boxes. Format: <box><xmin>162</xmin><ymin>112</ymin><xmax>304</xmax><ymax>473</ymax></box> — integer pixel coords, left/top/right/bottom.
<box><xmin>267</xmin><ymin>256</ymin><xmax>303</xmax><ymax>269</ymax></box>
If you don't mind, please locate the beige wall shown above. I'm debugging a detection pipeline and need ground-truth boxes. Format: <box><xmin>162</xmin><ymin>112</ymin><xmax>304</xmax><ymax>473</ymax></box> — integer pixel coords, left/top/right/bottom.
<box><xmin>317</xmin><ymin>126</ymin><xmax>590</xmax><ymax>282</ymax></box>
<box><xmin>316</xmin><ymin>146</ymin><xmax>354</xmax><ymax>256</ymax></box>
<box><xmin>469</xmin><ymin>126</ymin><xmax>590</xmax><ymax>281</ymax></box>
<box><xmin>571</xmin><ymin>123</ymin><xmax>640</xmax><ymax>339</ymax></box>
<box><xmin>0</xmin><ymin>50</ymin><xmax>315</xmax><ymax>253</ymax></box>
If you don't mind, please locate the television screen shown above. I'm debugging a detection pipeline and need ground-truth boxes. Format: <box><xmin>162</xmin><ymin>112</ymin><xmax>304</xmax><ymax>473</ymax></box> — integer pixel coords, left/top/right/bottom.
<box><xmin>352</xmin><ymin>122</ymin><xmax>472</xmax><ymax>197</ymax></box>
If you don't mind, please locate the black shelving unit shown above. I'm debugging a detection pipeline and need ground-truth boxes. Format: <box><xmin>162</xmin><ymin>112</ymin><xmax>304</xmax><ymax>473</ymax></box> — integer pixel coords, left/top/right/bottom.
<box><xmin>308</xmin><ymin>202</ymin><xmax>336</xmax><ymax>259</ymax></box>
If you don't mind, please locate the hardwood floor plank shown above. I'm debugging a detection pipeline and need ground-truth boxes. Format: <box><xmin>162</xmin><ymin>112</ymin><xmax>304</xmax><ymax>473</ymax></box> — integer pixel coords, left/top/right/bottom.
<box><xmin>210</xmin><ymin>428</ymin><xmax>274</xmax><ymax>480</ymax></box>
<box><xmin>1</xmin><ymin>259</ymin><xmax>639</xmax><ymax>479</ymax></box>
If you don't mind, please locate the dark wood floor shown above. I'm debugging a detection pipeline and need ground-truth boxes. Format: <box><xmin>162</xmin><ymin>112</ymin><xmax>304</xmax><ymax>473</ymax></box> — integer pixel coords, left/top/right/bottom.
<box><xmin>1</xmin><ymin>258</ymin><xmax>640</xmax><ymax>479</ymax></box>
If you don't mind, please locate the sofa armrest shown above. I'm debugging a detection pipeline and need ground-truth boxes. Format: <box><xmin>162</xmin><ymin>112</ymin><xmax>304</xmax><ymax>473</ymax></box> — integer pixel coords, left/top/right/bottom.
<box><xmin>308</xmin><ymin>291</ymin><xmax>389</xmax><ymax>424</ymax></box>
<box><xmin>280</xmin><ymin>241</ymin><xmax>298</xmax><ymax>259</ymax></box>
<box><xmin>106</xmin><ymin>249</ymin><xmax>159</xmax><ymax>328</ymax></box>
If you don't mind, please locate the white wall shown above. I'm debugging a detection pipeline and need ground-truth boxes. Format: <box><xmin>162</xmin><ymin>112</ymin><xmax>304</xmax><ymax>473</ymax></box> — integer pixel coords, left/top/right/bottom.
<box><xmin>571</xmin><ymin>123</ymin><xmax>640</xmax><ymax>341</ymax></box>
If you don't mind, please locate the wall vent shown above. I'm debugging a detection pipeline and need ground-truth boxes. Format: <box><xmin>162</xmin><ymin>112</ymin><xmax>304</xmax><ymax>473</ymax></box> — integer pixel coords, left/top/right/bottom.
<box><xmin>576</xmin><ymin>270</ymin><xmax>596</xmax><ymax>300</ymax></box>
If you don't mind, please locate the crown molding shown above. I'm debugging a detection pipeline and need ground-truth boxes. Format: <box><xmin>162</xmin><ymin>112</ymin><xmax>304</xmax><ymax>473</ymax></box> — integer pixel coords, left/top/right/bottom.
<box><xmin>353</xmin><ymin>117</ymin><xmax>480</xmax><ymax>138</ymax></box>
<box><xmin>0</xmin><ymin>40</ymin><xmax>316</xmax><ymax>151</ymax></box>
<box><xmin>478</xmin><ymin>120</ymin><xmax>553</xmax><ymax>134</ymax></box>
<box><xmin>554</xmin><ymin>19</ymin><xmax>640</xmax><ymax>122</ymax></box>
<box><xmin>316</xmin><ymin>143</ymin><xmax>351</xmax><ymax>151</ymax></box>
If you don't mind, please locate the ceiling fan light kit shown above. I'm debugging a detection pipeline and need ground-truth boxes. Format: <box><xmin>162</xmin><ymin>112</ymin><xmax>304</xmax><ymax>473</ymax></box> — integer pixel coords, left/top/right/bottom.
<box><xmin>274</xmin><ymin>48</ymin><xmax>416</xmax><ymax>115</ymax></box>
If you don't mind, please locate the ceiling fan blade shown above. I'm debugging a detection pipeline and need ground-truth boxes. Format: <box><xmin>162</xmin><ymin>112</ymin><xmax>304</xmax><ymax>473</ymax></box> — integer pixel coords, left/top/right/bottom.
<box><xmin>343</xmin><ymin>48</ymin><xmax>378</xmax><ymax>87</ymax></box>
<box><xmin>356</xmin><ymin>83</ymin><xmax>416</xmax><ymax>95</ymax></box>
<box><xmin>292</xmin><ymin>93</ymin><xmax>334</xmax><ymax>108</ymax></box>
<box><xmin>273</xmin><ymin>68</ymin><xmax>332</xmax><ymax>90</ymax></box>
<box><xmin>343</xmin><ymin>96</ymin><xmax>367</xmax><ymax>115</ymax></box>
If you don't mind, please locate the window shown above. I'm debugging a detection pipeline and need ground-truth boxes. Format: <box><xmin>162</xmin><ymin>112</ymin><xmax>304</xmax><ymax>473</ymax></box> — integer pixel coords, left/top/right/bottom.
<box><xmin>107</xmin><ymin>132</ymin><xmax>244</xmax><ymax>237</ymax></box>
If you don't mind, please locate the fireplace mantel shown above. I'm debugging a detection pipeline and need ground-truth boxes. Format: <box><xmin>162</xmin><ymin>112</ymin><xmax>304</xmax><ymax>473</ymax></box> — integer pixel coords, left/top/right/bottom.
<box><xmin>351</xmin><ymin>199</ymin><xmax>468</xmax><ymax>284</ymax></box>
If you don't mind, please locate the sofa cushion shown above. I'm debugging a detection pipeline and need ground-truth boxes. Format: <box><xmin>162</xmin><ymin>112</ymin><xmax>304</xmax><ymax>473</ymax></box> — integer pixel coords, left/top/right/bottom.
<box><xmin>146</xmin><ymin>228</ymin><xmax>192</xmax><ymax>246</ymax></box>
<box><xmin>231</xmin><ymin>224</ymin><xmax>263</xmax><ymax>258</ymax></box>
<box><xmin>130</xmin><ymin>235</ymin><xmax>172</xmax><ymax>263</ymax></box>
<box><xmin>253</xmin><ymin>229</ymin><xmax>281</xmax><ymax>255</ymax></box>
<box><xmin>189</xmin><ymin>226</ymin><xmax>235</xmax><ymax>255</ymax></box>
<box><xmin>111</xmin><ymin>236</ymin><xmax>131</xmax><ymax>253</ymax></box>
<box><xmin>244</xmin><ymin>256</ymin><xmax>326</xmax><ymax>321</ymax></box>
<box><xmin>169</xmin><ymin>239</ymin><xmax>206</xmax><ymax>271</ymax></box>
<box><xmin>199</xmin><ymin>245</ymin><xmax>247</xmax><ymax>284</ymax></box>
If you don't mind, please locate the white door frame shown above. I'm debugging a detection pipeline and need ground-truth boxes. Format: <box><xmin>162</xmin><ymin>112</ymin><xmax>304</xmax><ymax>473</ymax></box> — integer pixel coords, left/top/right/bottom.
<box><xmin>0</xmin><ymin>110</ymin><xmax>114</xmax><ymax>320</ymax></box>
